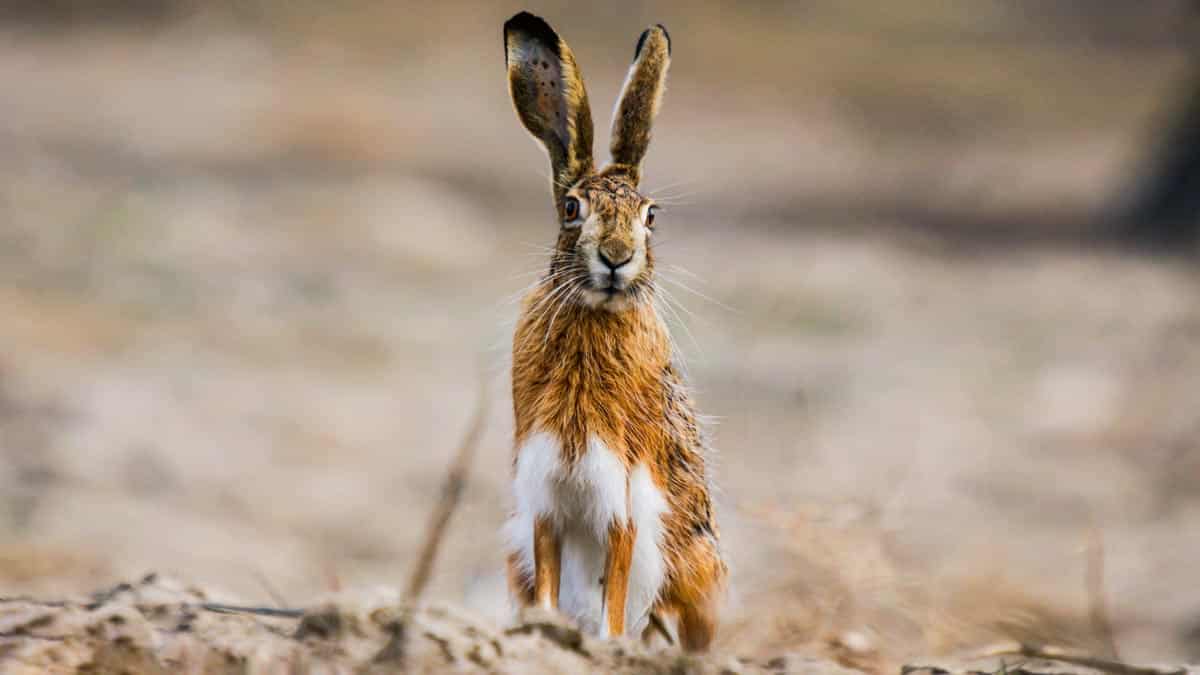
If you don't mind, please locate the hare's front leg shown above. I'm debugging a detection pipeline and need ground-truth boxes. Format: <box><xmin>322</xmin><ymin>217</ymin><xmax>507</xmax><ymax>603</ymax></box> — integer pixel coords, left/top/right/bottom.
<box><xmin>601</xmin><ymin>519</ymin><xmax>635</xmax><ymax>637</ymax></box>
<box><xmin>532</xmin><ymin>516</ymin><xmax>561</xmax><ymax>610</ymax></box>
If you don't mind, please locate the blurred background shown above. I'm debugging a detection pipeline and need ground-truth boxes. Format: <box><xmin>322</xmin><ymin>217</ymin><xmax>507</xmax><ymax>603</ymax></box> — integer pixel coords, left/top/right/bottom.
<box><xmin>1</xmin><ymin>0</ymin><xmax>1198</xmax><ymax>668</ymax></box>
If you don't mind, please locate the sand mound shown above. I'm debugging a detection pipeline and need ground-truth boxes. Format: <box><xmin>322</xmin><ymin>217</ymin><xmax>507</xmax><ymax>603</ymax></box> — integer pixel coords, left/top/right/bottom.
<box><xmin>2</xmin><ymin>575</ymin><xmax>1194</xmax><ymax>675</ymax></box>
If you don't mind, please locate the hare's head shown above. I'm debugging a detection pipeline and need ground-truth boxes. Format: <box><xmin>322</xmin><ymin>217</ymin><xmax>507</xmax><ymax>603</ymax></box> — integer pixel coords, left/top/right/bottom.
<box><xmin>504</xmin><ymin>11</ymin><xmax>671</xmax><ymax>311</ymax></box>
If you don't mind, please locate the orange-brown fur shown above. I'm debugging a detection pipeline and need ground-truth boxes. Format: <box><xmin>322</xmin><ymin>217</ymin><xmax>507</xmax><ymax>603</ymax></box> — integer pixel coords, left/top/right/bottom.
<box><xmin>609</xmin><ymin>24</ymin><xmax>671</xmax><ymax>185</ymax></box>
<box><xmin>602</xmin><ymin>521</ymin><xmax>635</xmax><ymax>636</ymax></box>
<box><xmin>503</xmin><ymin>11</ymin><xmax>724</xmax><ymax>650</ymax></box>
<box><xmin>532</xmin><ymin>516</ymin><xmax>561</xmax><ymax>608</ymax></box>
<box><xmin>509</xmin><ymin>262</ymin><xmax>725</xmax><ymax>648</ymax></box>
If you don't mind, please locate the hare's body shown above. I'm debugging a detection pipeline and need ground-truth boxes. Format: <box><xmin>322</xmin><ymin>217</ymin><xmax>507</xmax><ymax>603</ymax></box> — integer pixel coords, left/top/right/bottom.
<box><xmin>502</xmin><ymin>12</ymin><xmax>724</xmax><ymax>650</ymax></box>
<box><xmin>505</xmin><ymin>282</ymin><xmax>722</xmax><ymax>639</ymax></box>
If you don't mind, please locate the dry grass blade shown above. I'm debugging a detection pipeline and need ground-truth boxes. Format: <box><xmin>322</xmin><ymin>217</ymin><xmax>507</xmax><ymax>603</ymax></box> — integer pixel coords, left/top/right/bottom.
<box><xmin>404</xmin><ymin>373</ymin><xmax>491</xmax><ymax>602</ymax></box>
<box><xmin>972</xmin><ymin>642</ymin><xmax>1188</xmax><ymax>675</ymax></box>
<box><xmin>250</xmin><ymin>567</ymin><xmax>289</xmax><ymax>610</ymax></box>
<box><xmin>1087</xmin><ymin>527</ymin><xmax>1119</xmax><ymax>660</ymax></box>
<box><xmin>198</xmin><ymin>602</ymin><xmax>304</xmax><ymax>618</ymax></box>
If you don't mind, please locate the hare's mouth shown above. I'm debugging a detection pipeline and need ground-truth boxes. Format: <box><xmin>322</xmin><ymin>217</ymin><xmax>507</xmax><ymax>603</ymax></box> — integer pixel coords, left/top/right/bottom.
<box><xmin>591</xmin><ymin>273</ymin><xmax>628</xmax><ymax>295</ymax></box>
<box><xmin>580</xmin><ymin>276</ymin><xmax>640</xmax><ymax>310</ymax></box>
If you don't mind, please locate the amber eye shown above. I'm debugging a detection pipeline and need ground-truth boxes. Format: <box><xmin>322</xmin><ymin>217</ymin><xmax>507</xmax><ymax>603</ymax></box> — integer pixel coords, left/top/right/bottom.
<box><xmin>562</xmin><ymin>196</ymin><xmax>580</xmax><ymax>222</ymax></box>
<box><xmin>646</xmin><ymin>205</ymin><xmax>659</xmax><ymax>229</ymax></box>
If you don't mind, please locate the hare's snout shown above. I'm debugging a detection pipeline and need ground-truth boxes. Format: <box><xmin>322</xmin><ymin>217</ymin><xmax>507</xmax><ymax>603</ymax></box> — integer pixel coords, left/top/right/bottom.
<box><xmin>556</xmin><ymin>174</ymin><xmax>656</xmax><ymax>311</ymax></box>
<box><xmin>581</xmin><ymin>234</ymin><xmax>646</xmax><ymax>308</ymax></box>
<box><xmin>591</xmin><ymin>238</ymin><xmax>637</xmax><ymax>290</ymax></box>
<box><xmin>598</xmin><ymin>239</ymin><xmax>634</xmax><ymax>270</ymax></box>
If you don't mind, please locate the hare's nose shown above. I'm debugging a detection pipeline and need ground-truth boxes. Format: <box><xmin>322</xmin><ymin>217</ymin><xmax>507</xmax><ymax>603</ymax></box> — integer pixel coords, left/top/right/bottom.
<box><xmin>598</xmin><ymin>241</ymin><xmax>633</xmax><ymax>270</ymax></box>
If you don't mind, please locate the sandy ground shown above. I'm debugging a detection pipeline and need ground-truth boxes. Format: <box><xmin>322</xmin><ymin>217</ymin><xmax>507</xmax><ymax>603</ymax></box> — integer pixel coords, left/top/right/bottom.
<box><xmin>4</xmin><ymin>576</ymin><xmax>1197</xmax><ymax>675</ymax></box>
<box><xmin>0</xmin><ymin>7</ymin><xmax>1198</xmax><ymax>669</ymax></box>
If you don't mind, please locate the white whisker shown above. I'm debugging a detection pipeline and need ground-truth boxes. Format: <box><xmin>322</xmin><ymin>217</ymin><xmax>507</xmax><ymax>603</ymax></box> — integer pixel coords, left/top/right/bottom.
<box><xmin>666</xmin><ymin>264</ymin><xmax>704</xmax><ymax>281</ymax></box>
<box><xmin>543</xmin><ymin>279</ymin><xmax>584</xmax><ymax>346</ymax></box>
<box><xmin>650</xmin><ymin>195</ymin><xmax>696</xmax><ymax>207</ymax></box>
<box><xmin>646</xmin><ymin>177</ymin><xmax>697</xmax><ymax>195</ymax></box>
<box><xmin>647</xmin><ymin>287</ymin><xmax>689</xmax><ymax>376</ymax></box>
<box><xmin>653</xmin><ymin>283</ymin><xmax>703</xmax><ymax>359</ymax></box>
<box><xmin>659</xmin><ymin>274</ymin><xmax>736</xmax><ymax>313</ymax></box>
<box><xmin>528</xmin><ymin>271</ymin><xmax>584</xmax><ymax>328</ymax></box>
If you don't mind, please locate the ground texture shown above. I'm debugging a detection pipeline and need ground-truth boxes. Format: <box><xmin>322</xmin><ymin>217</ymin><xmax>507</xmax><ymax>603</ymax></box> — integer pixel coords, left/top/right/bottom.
<box><xmin>3</xmin><ymin>576</ymin><xmax>1195</xmax><ymax>675</ymax></box>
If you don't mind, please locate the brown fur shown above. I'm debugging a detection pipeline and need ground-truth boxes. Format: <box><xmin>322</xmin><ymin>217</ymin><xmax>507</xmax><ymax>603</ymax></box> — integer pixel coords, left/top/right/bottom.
<box><xmin>609</xmin><ymin>25</ymin><xmax>671</xmax><ymax>185</ymax></box>
<box><xmin>510</xmin><ymin>273</ymin><xmax>725</xmax><ymax>649</ymax></box>
<box><xmin>674</xmin><ymin>595</ymin><xmax>719</xmax><ymax>651</ymax></box>
<box><xmin>533</xmin><ymin>516</ymin><xmax>561</xmax><ymax>608</ymax></box>
<box><xmin>602</xmin><ymin>521</ymin><xmax>635</xmax><ymax>636</ymax></box>
<box><xmin>504</xmin><ymin>11</ymin><xmax>725</xmax><ymax>651</ymax></box>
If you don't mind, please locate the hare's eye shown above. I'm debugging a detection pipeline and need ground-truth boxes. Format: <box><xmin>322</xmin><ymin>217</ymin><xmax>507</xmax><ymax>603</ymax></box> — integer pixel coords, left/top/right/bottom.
<box><xmin>562</xmin><ymin>197</ymin><xmax>580</xmax><ymax>222</ymax></box>
<box><xmin>646</xmin><ymin>205</ymin><xmax>659</xmax><ymax>229</ymax></box>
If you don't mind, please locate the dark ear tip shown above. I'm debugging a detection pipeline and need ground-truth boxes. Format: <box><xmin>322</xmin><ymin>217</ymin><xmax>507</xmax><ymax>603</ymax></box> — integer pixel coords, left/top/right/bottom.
<box><xmin>634</xmin><ymin>24</ymin><xmax>671</xmax><ymax>61</ymax></box>
<box><xmin>504</xmin><ymin>11</ymin><xmax>539</xmax><ymax>32</ymax></box>
<box><xmin>505</xmin><ymin>11</ymin><xmax>560</xmax><ymax>48</ymax></box>
<box><xmin>656</xmin><ymin>24</ymin><xmax>671</xmax><ymax>55</ymax></box>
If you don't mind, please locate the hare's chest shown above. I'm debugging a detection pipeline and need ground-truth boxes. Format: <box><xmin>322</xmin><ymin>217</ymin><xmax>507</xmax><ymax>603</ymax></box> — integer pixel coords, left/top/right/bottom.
<box><xmin>512</xmin><ymin>432</ymin><xmax>630</xmax><ymax>534</ymax></box>
<box><xmin>514</xmin><ymin>361</ymin><xmax>662</xmax><ymax>450</ymax></box>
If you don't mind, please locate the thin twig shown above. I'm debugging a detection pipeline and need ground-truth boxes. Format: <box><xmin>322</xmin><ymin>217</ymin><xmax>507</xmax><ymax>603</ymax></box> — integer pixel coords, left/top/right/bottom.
<box><xmin>405</xmin><ymin>374</ymin><xmax>491</xmax><ymax>602</ymax></box>
<box><xmin>973</xmin><ymin>642</ymin><xmax>1187</xmax><ymax>675</ymax></box>
<box><xmin>251</xmin><ymin>567</ymin><xmax>289</xmax><ymax>610</ymax></box>
<box><xmin>198</xmin><ymin>602</ymin><xmax>305</xmax><ymax>618</ymax></box>
<box><xmin>1087</xmin><ymin>526</ymin><xmax>1120</xmax><ymax>659</ymax></box>
<box><xmin>647</xmin><ymin>612</ymin><xmax>675</xmax><ymax>646</ymax></box>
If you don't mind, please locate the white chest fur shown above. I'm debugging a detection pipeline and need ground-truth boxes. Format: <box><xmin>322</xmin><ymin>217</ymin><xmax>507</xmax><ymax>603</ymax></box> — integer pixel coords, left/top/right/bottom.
<box><xmin>504</xmin><ymin>432</ymin><xmax>669</xmax><ymax>636</ymax></box>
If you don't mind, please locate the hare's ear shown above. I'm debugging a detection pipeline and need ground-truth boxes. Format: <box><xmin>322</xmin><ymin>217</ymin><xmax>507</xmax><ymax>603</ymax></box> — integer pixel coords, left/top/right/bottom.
<box><xmin>608</xmin><ymin>24</ymin><xmax>671</xmax><ymax>186</ymax></box>
<box><xmin>504</xmin><ymin>11</ymin><xmax>595</xmax><ymax>200</ymax></box>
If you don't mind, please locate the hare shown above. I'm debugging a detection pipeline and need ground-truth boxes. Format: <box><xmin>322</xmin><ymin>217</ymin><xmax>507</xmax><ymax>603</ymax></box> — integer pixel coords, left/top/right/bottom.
<box><xmin>501</xmin><ymin>11</ymin><xmax>725</xmax><ymax>651</ymax></box>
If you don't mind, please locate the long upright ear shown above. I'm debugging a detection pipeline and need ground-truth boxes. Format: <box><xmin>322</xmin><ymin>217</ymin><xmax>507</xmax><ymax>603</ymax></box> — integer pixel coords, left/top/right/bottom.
<box><xmin>609</xmin><ymin>24</ymin><xmax>671</xmax><ymax>186</ymax></box>
<box><xmin>504</xmin><ymin>11</ymin><xmax>594</xmax><ymax>202</ymax></box>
